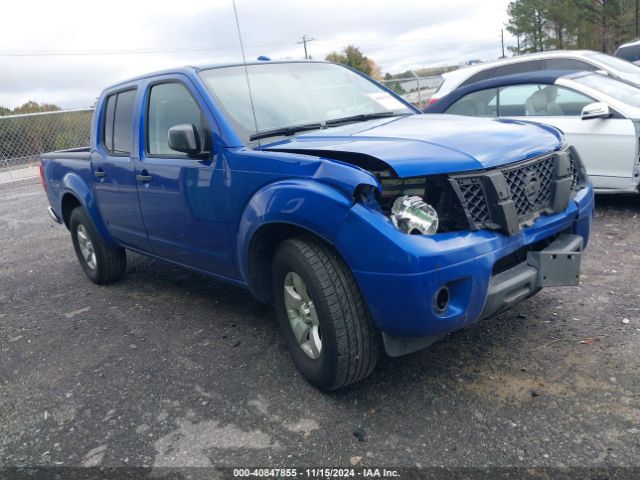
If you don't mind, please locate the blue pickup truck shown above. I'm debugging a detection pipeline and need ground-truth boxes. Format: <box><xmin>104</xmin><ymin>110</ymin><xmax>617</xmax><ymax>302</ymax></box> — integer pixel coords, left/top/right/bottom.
<box><xmin>40</xmin><ymin>60</ymin><xmax>593</xmax><ymax>390</ymax></box>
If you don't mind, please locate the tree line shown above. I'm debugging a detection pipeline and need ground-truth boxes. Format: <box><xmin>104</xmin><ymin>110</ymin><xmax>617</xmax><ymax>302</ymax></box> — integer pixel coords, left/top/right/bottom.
<box><xmin>507</xmin><ymin>0</ymin><xmax>639</xmax><ymax>54</ymax></box>
<box><xmin>0</xmin><ymin>100</ymin><xmax>62</xmax><ymax>117</ymax></box>
<box><xmin>325</xmin><ymin>45</ymin><xmax>383</xmax><ymax>79</ymax></box>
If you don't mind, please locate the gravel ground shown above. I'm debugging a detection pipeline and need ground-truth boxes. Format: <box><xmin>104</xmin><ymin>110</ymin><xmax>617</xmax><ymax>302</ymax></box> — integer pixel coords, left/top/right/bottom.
<box><xmin>1</xmin><ymin>178</ymin><xmax>639</xmax><ymax>474</ymax></box>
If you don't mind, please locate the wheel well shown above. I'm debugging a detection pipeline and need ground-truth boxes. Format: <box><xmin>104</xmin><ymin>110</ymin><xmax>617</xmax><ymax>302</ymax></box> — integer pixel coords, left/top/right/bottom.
<box><xmin>247</xmin><ymin>223</ymin><xmax>330</xmax><ymax>303</ymax></box>
<box><xmin>61</xmin><ymin>193</ymin><xmax>82</xmax><ymax>228</ymax></box>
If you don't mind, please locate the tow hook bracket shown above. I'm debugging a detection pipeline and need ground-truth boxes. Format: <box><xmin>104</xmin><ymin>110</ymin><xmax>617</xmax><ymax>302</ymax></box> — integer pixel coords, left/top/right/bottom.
<box><xmin>527</xmin><ymin>234</ymin><xmax>583</xmax><ymax>287</ymax></box>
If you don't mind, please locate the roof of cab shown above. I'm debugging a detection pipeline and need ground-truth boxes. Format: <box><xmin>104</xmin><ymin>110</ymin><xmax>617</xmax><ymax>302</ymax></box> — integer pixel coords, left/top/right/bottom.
<box><xmin>105</xmin><ymin>59</ymin><xmax>331</xmax><ymax>90</ymax></box>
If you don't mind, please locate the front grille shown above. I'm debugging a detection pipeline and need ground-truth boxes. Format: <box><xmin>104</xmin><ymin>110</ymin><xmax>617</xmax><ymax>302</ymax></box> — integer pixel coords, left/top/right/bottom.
<box><xmin>569</xmin><ymin>152</ymin><xmax>579</xmax><ymax>191</ymax></box>
<box><xmin>451</xmin><ymin>149</ymin><xmax>583</xmax><ymax>234</ymax></box>
<box><xmin>503</xmin><ymin>155</ymin><xmax>555</xmax><ymax>220</ymax></box>
<box><xmin>456</xmin><ymin>179</ymin><xmax>490</xmax><ymax>224</ymax></box>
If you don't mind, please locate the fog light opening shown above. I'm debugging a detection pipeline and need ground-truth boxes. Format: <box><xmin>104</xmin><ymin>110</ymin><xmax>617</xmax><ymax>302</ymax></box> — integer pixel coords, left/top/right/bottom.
<box><xmin>434</xmin><ymin>286</ymin><xmax>450</xmax><ymax>314</ymax></box>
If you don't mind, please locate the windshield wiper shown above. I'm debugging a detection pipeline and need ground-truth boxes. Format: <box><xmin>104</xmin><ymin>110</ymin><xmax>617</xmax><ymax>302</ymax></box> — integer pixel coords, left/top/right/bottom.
<box><xmin>249</xmin><ymin>112</ymin><xmax>410</xmax><ymax>141</ymax></box>
<box><xmin>324</xmin><ymin>111</ymin><xmax>409</xmax><ymax>127</ymax></box>
<box><xmin>249</xmin><ymin>122</ymin><xmax>324</xmax><ymax>141</ymax></box>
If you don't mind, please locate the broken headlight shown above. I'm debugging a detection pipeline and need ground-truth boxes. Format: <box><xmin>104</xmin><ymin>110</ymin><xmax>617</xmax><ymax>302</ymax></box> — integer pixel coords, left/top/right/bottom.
<box><xmin>390</xmin><ymin>195</ymin><xmax>439</xmax><ymax>235</ymax></box>
<box><xmin>374</xmin><ymin>173</ymin><xmax>469</xmax><ymax>233</ymax></box>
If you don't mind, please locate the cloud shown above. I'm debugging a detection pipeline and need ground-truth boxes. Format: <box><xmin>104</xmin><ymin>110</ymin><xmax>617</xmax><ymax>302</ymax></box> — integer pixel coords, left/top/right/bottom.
<box><xmin>0</xmin><ymin>0</ymin><xmax>512</xmax><ymax>109</ymax></box>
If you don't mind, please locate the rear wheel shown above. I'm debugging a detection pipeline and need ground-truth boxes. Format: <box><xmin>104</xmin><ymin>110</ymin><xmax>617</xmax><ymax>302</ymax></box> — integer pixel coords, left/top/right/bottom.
<box><xmin>69</xmin><ymin>207</ymin><xmax>126</xmax><ymax>284</ymax></box>
<box><xmin>272</xmin><ymin>236</ymin><xmax>381</xmax><ymax>390</ymax></box>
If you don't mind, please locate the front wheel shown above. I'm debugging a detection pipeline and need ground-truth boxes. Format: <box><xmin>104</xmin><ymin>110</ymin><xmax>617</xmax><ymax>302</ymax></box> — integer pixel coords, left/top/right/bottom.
<box><xmin>272</xmin><ymin>236</ymin><xmax>381</xmax><ymax>391</ymax></box>
<box><xmin>69</xmin><ymin>207</ymin><xmax>126</xmax><ymax>284</ymax></box>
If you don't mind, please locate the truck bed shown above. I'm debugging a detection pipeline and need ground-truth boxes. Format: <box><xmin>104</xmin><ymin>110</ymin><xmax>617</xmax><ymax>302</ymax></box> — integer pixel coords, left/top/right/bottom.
<box><xmin>40</xmin><ymin>147</ymin><xmax>93</xmax><ymax>226</ymax></box>
<box><xmin>40</xmin><ymin>146</ymin><xmax>91</xmax><ymax>161</ymax></box>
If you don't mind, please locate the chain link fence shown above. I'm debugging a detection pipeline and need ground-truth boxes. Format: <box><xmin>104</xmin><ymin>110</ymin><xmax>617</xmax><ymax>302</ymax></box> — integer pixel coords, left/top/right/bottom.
<box><xmin>0</xmin><ymin>109</ymin><xmax>93</xmax><ymax>182</ymax></box>
<box><xmin>380</xmin><ymin>75</ymin><xmax>443</xmax><ymax>109</ymax></box>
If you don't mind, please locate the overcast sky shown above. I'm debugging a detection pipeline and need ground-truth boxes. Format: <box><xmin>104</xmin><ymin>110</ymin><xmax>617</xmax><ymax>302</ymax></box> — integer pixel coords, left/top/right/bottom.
<box><xmin>1</xmin><ymin>0</ymin><xmax>513</xmax><ymax>110</ymax></box>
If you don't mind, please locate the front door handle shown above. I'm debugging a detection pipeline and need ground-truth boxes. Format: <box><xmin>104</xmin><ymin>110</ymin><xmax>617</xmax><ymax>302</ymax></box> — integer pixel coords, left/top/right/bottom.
<box><xmin>136</xmin><ymin>172</ymin><xmax>153</xmax><ymax>183</ymax></box>
<box><xmin>94</xmin><ymin>170</ymin><xmax>107</xmax><ymax>178</ymax></box>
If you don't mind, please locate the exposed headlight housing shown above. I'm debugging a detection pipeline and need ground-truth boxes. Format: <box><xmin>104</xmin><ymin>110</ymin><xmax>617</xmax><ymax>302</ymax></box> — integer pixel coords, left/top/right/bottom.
<box><xmin>390</xmin><ymin>195</ymin><xmax>439</xmax><ymax>235</ymax></box>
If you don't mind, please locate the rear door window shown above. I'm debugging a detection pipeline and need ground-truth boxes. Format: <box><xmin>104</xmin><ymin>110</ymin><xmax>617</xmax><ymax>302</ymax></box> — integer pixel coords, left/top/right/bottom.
<box><xmin>544</xmin><ymin>59</ymin><xmax>597</xmax><ymax>71</ymax></box>
<box><xmin>103</xmin><ymin>95</ymin><xmax>116</xmax><ymax>152</ymax></box>
<box><xmin>112</xmin><ymin>90</ymin><xmax>136</xmax><ymax>154</ymax></box>
<box><xmin>492</xmin><ymin>60</ymin><xmax>543</xmax><ymax>77</ymax></box>
<box><xmin>102</xmin><ymin>89</ymin><xmax>137</xmax><ymax>155</ymax></box>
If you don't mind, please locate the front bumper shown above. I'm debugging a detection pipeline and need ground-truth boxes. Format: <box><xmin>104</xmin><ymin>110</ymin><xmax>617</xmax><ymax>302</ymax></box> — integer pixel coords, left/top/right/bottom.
<box><xmin>480</xmin><ymin>233</ymin><xmax>582</xmax><ymax>319</ymax></box>
<box><xmin>335</xmin><ymin>184</ymin><xmax>593</xmax><ymax>352</ymax></box>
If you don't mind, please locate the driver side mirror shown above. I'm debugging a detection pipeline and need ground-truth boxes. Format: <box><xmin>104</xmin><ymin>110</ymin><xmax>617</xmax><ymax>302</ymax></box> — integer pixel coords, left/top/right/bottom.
<box><xmin>168</xmin><ymin>124</ymin><xmax>202</xmax><ymax>155</ymax></box>
<box><xmin>581</xmin><ymin>102</ymin><xmax>612</xmax><ymax>120</ymax></box>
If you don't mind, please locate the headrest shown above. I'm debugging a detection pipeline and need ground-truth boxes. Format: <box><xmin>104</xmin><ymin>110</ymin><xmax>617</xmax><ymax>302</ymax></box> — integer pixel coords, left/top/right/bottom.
<box><xmin>531</xmin><ymin>90</ymin><xmax>547</xmax><ymax>111</ymax></box>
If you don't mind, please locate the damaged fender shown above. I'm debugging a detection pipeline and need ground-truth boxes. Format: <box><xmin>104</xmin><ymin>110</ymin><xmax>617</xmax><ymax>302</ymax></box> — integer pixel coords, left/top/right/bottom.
<box><xmin>236</xmin><ymin>156</ymin><xmax>380</xmax><ymax>294</ymax></box>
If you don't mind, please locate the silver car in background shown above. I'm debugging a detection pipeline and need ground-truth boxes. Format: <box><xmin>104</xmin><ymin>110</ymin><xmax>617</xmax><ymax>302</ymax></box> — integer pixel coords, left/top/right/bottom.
<box><xmin>426</xmin><ymin>71</ymin><xmax>640</xmax><ymax>194</ymax></box>
<box><xmin>431</xmin><ymin>50</ymin><xmax>640</xmax><ymax>105</ymax></box>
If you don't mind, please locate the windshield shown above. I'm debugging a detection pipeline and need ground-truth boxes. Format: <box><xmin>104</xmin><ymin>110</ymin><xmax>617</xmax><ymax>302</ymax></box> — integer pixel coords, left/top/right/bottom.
<box><xmin>199</xmin><ymin>62</ymin><xmax>413</xmax><ymax>143</ymax></box>
<box><xmin>587</xmin><ymin>52</ymin><xmax>640</xmax><ymax>74</ymax></box>
<box><xmin>573</xmin><ymin>73</ymin><xmax>640</xmax><ymax>108</ymax></box>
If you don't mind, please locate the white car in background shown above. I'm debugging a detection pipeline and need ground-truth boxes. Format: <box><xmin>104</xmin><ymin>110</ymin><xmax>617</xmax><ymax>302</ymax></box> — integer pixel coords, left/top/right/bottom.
<box><xmin>425</xmin><ymin>70</ymin><xmax>640</xmax><ymax>194</ymax></box>
<box><xmin>615</xmin><ymin>38</ymin><xmax>640</xmax><ymax>65</ymax></box>
<box><xmin>430</xmin><ymin>50</ymin><xmax>640</xmax><ymax>105</ymax></box>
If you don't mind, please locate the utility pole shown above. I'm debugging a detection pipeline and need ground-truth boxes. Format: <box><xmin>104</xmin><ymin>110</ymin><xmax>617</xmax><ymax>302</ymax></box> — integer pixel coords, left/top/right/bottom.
<box><xmin>517</xmin><ymin>34</ymin><xmax>521</xmax><ymax>56</ymax></box>
<box><xmin>501</xmin><ymin>29</ymin><xmax>505</xmax><ymax>58</ymax></box>
<box><xmin>297</xmin><ymin>35</ymin><xmax>315</xmax><ymax>60</ymax></box>
<box><xmin>410</xmin><ymin>70</ymin><xmax>422</xmax><ymax>108</ymax></box>
<box><xmin>636</xmin><ymin>0</ymin><xmax>639</xmax><ymax>37</ymax></box>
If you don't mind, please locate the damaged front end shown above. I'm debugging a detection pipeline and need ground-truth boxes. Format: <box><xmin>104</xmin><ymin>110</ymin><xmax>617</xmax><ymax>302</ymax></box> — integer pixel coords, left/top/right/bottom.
<box><xmin>272</xmin><ymin>142</ymin><xmax>588</xmax><ymax>238</ymax></box>
<box><xmin>302</xmin><ymin>150</ymin><xmax>472</xmax><ymax>235</ymax></box>
<box><xmin>354</xmin><ymin>146</ymin><xmax>589</xmax><ymax>238</ymax></box>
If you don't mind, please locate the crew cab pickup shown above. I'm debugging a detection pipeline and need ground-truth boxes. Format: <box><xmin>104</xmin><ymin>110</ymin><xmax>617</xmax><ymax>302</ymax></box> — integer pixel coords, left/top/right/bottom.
<box><xmin>40</xmin><ymin>61</ymin><xmax>594</xmax><ymax>390</ymax></box>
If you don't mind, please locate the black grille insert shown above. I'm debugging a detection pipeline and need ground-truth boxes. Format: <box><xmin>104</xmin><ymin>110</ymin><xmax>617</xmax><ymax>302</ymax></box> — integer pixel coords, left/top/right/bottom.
<box><xmin>456</xmin><ymin>179</ymin><xmax>490</xmax><ymax>224</ymax></box>
<box><xmin>450</xmin><ymin>149</ymin><xmax>583</xmax><ymax>234</ymax></box>
<box><xmin>503</xmin><ymin>155</ymin><xmax>555</xmax><ymax>221</ymax></box>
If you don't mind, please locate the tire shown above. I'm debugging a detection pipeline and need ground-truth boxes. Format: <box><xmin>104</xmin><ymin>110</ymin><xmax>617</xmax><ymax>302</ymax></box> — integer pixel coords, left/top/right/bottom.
<box><xmin>272</xmin><ymin>236</ymin><xmax>381</xmax><ymax>391</ymax></box>
<box><xmin>69</xmin><ymin>207</ymin><xmax>126</xmax><ymax>284</ymax></box>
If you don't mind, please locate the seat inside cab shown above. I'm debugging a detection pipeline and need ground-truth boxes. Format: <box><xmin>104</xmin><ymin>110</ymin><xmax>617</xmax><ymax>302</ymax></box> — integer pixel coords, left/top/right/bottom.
<box><xmin>524</xmin><ymin>86</ymin><xmax>563</xmax><ymax>116</ymax></box>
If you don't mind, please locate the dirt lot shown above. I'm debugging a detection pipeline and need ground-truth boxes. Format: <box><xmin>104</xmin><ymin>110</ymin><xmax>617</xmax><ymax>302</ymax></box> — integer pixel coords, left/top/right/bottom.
<box><xmin>1</xmin><ymin>178</ymin><xmax>639</xmax><ymax>473</ymax></box>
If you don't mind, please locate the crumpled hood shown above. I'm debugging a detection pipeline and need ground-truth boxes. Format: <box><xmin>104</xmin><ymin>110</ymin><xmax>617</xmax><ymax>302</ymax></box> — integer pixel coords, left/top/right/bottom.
<box><xmin>263</xmin><ymin>114</ymin><xmax>563</xmax><ymax>178</ymax></box>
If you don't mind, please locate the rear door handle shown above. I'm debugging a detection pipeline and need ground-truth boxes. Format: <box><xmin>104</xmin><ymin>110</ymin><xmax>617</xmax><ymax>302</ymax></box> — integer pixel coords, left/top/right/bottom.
<box><xmin>94</xmin><ymin>170</ymin><xmax>107</xmax><ymax>178</ymax></box>
<box><xmin>136</xmin><ymin>174</ymin><xmax>153</xmax><ymax>183</ymax></box>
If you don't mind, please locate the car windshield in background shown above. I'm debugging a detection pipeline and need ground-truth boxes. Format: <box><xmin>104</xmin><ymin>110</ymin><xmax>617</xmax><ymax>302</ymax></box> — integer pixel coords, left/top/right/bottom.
<box><xmin>199</xmin><ymin>62</ymin><xmax>412</xmax><ymax>143</ymax></box>
<box><xmin>587</xmin><ymin>52</ymin><xmax>640</xmax><ymax>74</ymax></box>
<box><xmin>573</xmin><ymin>73</ymin><xmax>640</xmax><ymax>108</ymax></box>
